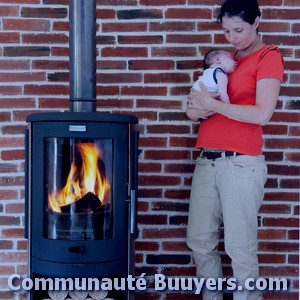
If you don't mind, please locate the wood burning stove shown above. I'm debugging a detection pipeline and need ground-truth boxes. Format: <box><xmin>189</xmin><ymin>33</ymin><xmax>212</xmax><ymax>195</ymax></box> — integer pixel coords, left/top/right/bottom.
<box><xmin>24</xmin><ymin>1</ymin><xmax>139</xmax><ymax>299</ymax></box>
<box><xmin>25</xmin><ymin>113</ymin><xmax>139</xmax><ymax>299</ymax></box>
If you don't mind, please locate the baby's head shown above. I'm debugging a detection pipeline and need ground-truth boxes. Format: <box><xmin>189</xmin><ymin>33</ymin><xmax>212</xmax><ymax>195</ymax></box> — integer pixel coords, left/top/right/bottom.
<box><xmin>203</xmin><ymin>49</ymin><xmax>237</xmax><ymax>74</ymax></box>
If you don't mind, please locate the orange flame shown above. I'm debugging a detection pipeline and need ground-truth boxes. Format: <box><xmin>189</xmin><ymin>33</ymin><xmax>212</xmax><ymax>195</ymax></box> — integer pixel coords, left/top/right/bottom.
<box><xmin>48</xmin><ymin>143</ymin><xmax>111</xmax><ymax>213</ymax></box>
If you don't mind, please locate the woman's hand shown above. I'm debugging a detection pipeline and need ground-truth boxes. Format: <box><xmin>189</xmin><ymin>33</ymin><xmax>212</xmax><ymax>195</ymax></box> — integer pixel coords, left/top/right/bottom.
<box><xmin>187</xmin><ymin>82</ymin><xmax>216</xmax><ymax>110</ymax></box>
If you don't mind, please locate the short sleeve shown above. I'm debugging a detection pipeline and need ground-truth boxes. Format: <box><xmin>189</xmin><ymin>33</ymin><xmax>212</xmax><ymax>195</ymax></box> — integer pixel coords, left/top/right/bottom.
<box><xmin>256</xmin><ymin>46</ymin><xmax>284</xmax><ymax>82</ymax></box>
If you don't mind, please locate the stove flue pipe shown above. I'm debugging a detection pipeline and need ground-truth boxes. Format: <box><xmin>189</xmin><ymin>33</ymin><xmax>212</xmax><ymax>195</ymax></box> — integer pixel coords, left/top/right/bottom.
<box><xmin>69</xmin><ymin>0</ymin><xmax>97</xmax><ymax>112</ymax></box>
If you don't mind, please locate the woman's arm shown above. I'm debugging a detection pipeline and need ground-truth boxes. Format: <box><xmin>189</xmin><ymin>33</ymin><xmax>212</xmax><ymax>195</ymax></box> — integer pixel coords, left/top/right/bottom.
<box><xmin>186</xmin><ymin>106</ymin><xmax>214</xmax><ymax>121</ymax></box>
<box><xmin>187</xmin><ymin>78</ymin><xmax>281</xmax><ymax>125</ymax></box>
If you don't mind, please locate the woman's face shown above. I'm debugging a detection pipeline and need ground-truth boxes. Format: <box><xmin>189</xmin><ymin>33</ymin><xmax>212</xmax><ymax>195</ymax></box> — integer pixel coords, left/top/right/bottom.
<box><xmin>221</xmin><ymin>15</ymin><xmax>259</xmax><ymax>50</ymax></box>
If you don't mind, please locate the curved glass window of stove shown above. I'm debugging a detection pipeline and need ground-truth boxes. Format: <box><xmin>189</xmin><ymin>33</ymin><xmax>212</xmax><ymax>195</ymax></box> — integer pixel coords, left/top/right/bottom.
<box><xmin>45</xmin><ymin>137</ymin><xmax>113</xmax><ymax>241</ymax></box>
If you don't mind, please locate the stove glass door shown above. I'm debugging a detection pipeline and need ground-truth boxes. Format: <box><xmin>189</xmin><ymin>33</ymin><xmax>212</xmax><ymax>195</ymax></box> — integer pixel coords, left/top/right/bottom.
<box><xmin>45</xmin><ymin>137</ymin><xmax>113</xmax><ymax>240</ymax></box>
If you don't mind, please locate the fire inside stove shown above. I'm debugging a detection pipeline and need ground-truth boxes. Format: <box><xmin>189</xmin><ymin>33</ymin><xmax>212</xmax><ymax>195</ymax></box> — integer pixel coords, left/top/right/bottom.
<box><xmin>45</xmin><ymin>138</ymin><xmax>113</xmax><ymax>241</ymax></box>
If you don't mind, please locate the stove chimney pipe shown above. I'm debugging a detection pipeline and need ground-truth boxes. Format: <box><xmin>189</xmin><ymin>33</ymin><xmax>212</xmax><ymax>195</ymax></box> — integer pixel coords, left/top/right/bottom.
<box><xmin>69</xmin><ymin>0</ymin><xmax>97</xmax><ymax>112</ymax></box>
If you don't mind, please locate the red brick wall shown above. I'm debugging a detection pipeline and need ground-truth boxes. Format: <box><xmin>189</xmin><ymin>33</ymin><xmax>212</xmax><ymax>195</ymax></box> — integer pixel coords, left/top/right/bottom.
<box><xmin>0</xmin><ymin>0</ymin><xmax>299</xmax><ymax>299</ymax></box>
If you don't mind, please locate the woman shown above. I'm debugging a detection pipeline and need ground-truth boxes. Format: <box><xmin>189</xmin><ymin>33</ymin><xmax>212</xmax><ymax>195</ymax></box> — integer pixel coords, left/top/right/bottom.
<box><xmin>186</xmin><ymin>0</ymin><xmax>284</xmax><ymax>299</ymax></box>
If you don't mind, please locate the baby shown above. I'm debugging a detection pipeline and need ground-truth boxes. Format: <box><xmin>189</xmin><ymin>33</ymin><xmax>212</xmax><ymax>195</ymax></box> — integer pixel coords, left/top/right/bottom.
<box><xmin>186</xmin><ymin>49</ymin><xmax>237</xmax><ymax>121</ymax></box>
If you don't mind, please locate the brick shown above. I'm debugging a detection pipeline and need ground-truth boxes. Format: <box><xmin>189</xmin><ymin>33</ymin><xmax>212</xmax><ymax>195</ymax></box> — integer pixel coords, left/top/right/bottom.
<box><xmin>259</xmin><ymin>204</ymin><xmax>291</xmax><ymax>214</ymax></box>
<box><xmin>0</xmin><ymin>138</ymin><xmax>24</xmax><ymax>148</ymax></box>
<box><xmin>150</xmin><ymin>21</ymin><xmax>196</xmax><ymax>32</ymax></box>
<box><xmin>138</xmin><ymin>189</ymin><xmax>163</xmax><ymax>199</ymax></box>
<box><xmin>0</xmin><ymin>291</ymin><xmax>14</xmax><ymax>299</ymax></box>
<box><xmin>121</xmin><ymin>86</ymin><xmax>167</xmax><ymax>96</ymax></box>
<box><xmin>258</xmin><ymin>229</ymin><xmax>286</xmax><ymax>240</ymax></box>
<box><xmin>24</xmin><ymin>84</ymin><xmax>69</xmax><ymax>96</ymax></box>
<box><xmin>47</xmin><ymin>72</ymin><xmax>68</xmax><ymax>82</ymax></box>
<box><xmin>263</xmin><ymin>9</ymin><xmax>300</xmax><ymax>20</ymax></box>
<box><xmin>267</xmin><ymin>164</ymin><xmax>299</xmax><ymax>176</ymax></box>
<box><xmin>139</xmin><ymin>163</ymin><xmax>162</xmax><ymax>174</ymax></box>
<box><xmin>0</xmin><ymin>6</ymin><xmax>19</xmax><ymax>17</ymax></box>
<box><xmin>145</xmin><ymin>72</ymin><xmax>191</xmax><ymax>84</ymax></box>
<box><xmin>0</xmin><ymin>32</ymin><xmax>20</xmax><ymax>43</ymax></box>
<box><xmin>4</xmin><ymin>46</ymin><xmax>50</xmax><ymax>57</ymax></box>
<box><xmin>22</xmin><ymin>33</ymin><xmax>68</xmax><ymax>44</ymax></box>
<box><xmin>152</xmin><ymin>201</ymin><xmax>189</xmax><ymax>212</ymax></box>
<box><xmin>0</xmin><ymin>252</ymin><xmax>27</xmax><ymax>263</ymax></box>
<box><xmin>21</xmin><ymin>7</ymin><xmax>67</xmax><ymax>18</ymax></box>
<box><xmin>146</xmin><ymin>125</ymin><xmax>190</xmax><ymax>134</ymax></box>
<box><xmin>259</xmin><ymin>241</ymin><xmax>299</xmax><ymax>252</ymax></box>
<box><xmin>0</xmin><ymin>163</ymin><xmax>18</xmax><ymax>173</ymax></box>
<box><xmin>159</xmin><ymin>112</ymin><xmax>189</xmax><ymax>122</ymax></box>
<box><xmin>285</xmin><ymin>100</ymin><xmax>300</xmax><ymax>110</ymax></box>
<box><xmin>97</xmin><ymin>86</ymin><xmax>120</xmax><ymax>96</ymax></box>
<box><xmin>52</xmin><ymin>20</ymin><xmax>69</xmax><ymax>31</ymax></box>
<box><xmin>169</xmin><ymin>215</ymin><xmax>188</xmax><ymax>226</ymax></box>
<box><xmin>51</xmin><ymin>47</ymin><xmax>69</xmax><ymax>56</ymax></box>
<box><xmin>167</xmin><ymin>34</ymin><xmax>212</xmax><ymax>44</ymax></box>
<box><xmin>117</xmin><ymin>9</ymin><xmax>163</xmax><ymax>19</ymax></box>
<box><xmin>0</xmin><ymin>190</ymin><xmax>18</xmax><ymax>200</ymax></box>
<box><xmin>265</xmin><ymin>178</ymin><xmax>278</xmax><ymax>189</ymax></box>
<box><xmin>139</xmin><ymin>137</ymin><xmax>167</xmax><ymax>148</ymax></box>
<box><xmin>32</xmin><ymin>59</ymin><xmax>69</xmax><ymax>70</ymax></box>
<box><xmin>288</xmin><ymin>230</ymin><xmax>299</xmax><ymax>240</ymax></box>
<box><xmin>284</xmin><ymin>60</ymin><xmax>300</xmax><ymax>71</ymax></box>
<box><xmin>44</xmin><ymin>0</ymin><xmax>68</xmax><ymax>4</ymax></box>
<box><xmin>3</xmin><ymin>19</ymin><xmax>50</xmax><ymax>31</ymax></box>
<box><xmin>280</xmin><ymin>179</ymin><xmax>300</xmax><ymax>189</ymax></box>
<box><xmin>1</xmin><ymin>150</ymin><xmax>25</xmax><ymax>160</ymax></box>
<box><xmin>139</xmin><ymin>175</ymin><xmax>181</xmax><ymax>186</ymax></box>
<box><xmin>146</xmin><ymin>254</ymin><xmax>190</xmax><ymax>265</ymax></box>
<box><xmin>292</xmin><ymin>22</ymin><xmax>300</xmax><ymax>33</ymax></box>
<box><xmin>263</xmin><ymin>124</ymin><xmax>288</xmax><ymax>135</ymax></box>
<box><xmin>136</xmin><ymin>99</ymin><xmax>181</xmax><ymax>109</ymax></box>
<box><xmin>0</xmin><ymin>59</ymin><xmax>30</xmax><ymax>70</ymax></box>
<box><xmin>285</xmin><ymin>152</ymin><xmax>300</xmax><ymax>162</ymax></box>
<box><xmin>144</xmin><ymin>150</ymin><xmax>190</xmax><ymax>160</ymax></box>
<box><xmin>17</xmin><ymin>240</ymin><xmax>28</xmax><ymax>251</ymax></box>
<box><xmin>138</xmin><ymin>214</ymin><xmax>168</xmax><ymax>225</ymax></box>
<box><xmin>0</xmin><ymin>216</ymin><xmax>20</xmax><ymax>226</ymax></box>
<box><xmin>162</xmin><ymin>241</ymin><xmax>190</xmax><ymax>251</ymax></box>
<box><xmin>258</xmin><ymin>254</ymin><xmax>286</xmax><ymax>264</ymax></box>
<box><xmin>280</xmin><ymin>86</ymin><xmax>300</xmax><ymax>97</ymax></box>
<box><xmin>143</xmin><ymin>228</ymin><xmax>186</xmax><ymax>239</ymax></box>
<box><xmin>0</xmin><ymin>72</ymin><xmax>45</xmax><ymax>82</ymax></box>
<box><xmin>119</xmin><ymin>35</ymin><xmax>163</xmax><ymax>44</ymax></box>
<box><xmin>96</xmin><ymin>35</ymin><xmax>116</xmax><ymax>45</ymax></box>
<box><xmin>136</xmin><ymin>242</ymin><xmax>159</xmax><ymax>253</ymax></box>
<box><xmin>263</xmin><ymin>217</ymin><xmax>299</xmax><ymax>228</ymax></box>
<box><xmin>38</xmin><ymin>97</ymin><xmax>69</xmax><ymax>109</ymax></box>
<box><xmin>97</xmin><ymin>9</ymin><xmax>115</xmax><ymax>19</ymax></box>
<box><xmin>259</xmin><ymin>21</ymin><xmax>290</xmax><ymax>32</ymax></box>
<box><xmin>288</xmin><ymin>255</ymin><xmax>299</xmax><ymax>264</ymax></box>
<box><xmin>0</xmin><ymin>240</ymin><xmax>14</xmax><ymax>250</ymax></box>
<box><xmin>165</xmin><ymin>8</ymin><xmax>212</xmax><ymax>19</ymax></box>
<box><xmin>164</xmin><ymin>189</ymin><xmax>190</xmax><ymax>199</ymax></box>
<box><xmin>161</xmin><ymin>266</ymin><xmax>196</xmax><ymax>277</ymax></box>
<box><xmin>260</xmin><ymin>266</ymin><xmax>298</xmax><ymax>276</ymax></box>
<box><xmin>0</xmin><ymin>266</ymin><xmax>15</xmax><ymax>275</ymax></box>
<box><xmin>102</xmin><ymin>22</ymin><xmax>147</xmax><ymax>33</ymax></box>
<box><xmin>152</xmin><ymin>47</ymin><xmax>197</xmax><ymax>57</ymax></box>
<box><xmin>97</xmin><ymin>73</ymin><xmax>142</xmax><ymax>83</ymax></box>
<box><xmin>102</xmin><ymin>47</ymin><xmax>148</xmax><ymax>57</ymax></box>
<box><xmin>1</xmin><ymin>228</ymin><xmax>24</xmax><ymax>238</ymax></box>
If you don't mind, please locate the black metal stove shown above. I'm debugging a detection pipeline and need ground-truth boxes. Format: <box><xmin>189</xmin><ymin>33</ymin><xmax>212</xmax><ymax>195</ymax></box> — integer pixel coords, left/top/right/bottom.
<box><xmin>24</xmin><ymin>1</ymin><xmax>139</xmax><ymax>299</ymax></box>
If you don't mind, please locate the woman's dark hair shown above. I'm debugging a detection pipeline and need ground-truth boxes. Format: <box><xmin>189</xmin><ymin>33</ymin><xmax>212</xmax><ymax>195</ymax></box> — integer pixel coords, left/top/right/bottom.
<box><xmin>217</xmin><ymin>0</ymin><xmax>261</xmax><ymax>25</ymax></box>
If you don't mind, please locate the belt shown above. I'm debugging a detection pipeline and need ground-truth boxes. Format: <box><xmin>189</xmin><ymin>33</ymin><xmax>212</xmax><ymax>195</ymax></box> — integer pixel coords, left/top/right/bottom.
<box><xmin>200</xmin><ymin>149</ymin><xmax>243</xmax><ymax>160</ymax></box>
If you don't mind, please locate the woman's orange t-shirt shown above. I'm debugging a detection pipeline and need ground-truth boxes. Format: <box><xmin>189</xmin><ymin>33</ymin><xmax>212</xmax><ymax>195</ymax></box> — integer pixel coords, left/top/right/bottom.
<box><xmin>195</xmin><ymin>45</ymin><xmax>284</xmax><ymax>155</ymax></box>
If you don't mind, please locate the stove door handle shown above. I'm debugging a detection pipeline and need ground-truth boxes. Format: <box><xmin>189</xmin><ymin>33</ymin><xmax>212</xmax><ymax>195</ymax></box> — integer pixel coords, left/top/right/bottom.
<box><xmin>130</xmin><ymin>130</ymin><xmax>139</xmax><ymax>239</ymax></box>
